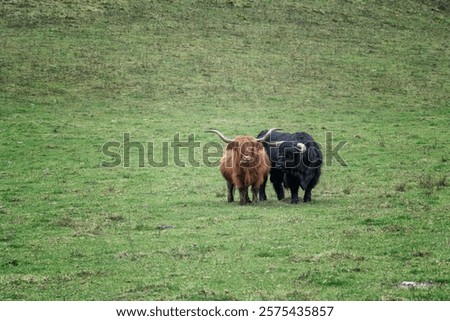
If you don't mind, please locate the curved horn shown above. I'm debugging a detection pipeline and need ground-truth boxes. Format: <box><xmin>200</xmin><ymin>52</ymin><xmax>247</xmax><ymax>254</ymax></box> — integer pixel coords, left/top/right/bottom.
<box><xmin>296</xmin><ymin>143</ymin><xmax>307</xmax><ymax>153</ymax></box>
<box><xmin>256</xmin><ymin>128</ymin><xmax>282</xmax><ymax>142</ymax></box>
<box><xmin>266</xmin><ymin>141</ymin><xmax>285</xmax><ymax>147</ymax></box>
<box><xmin>206</xmin><ymin>129</ymin><xmax>234</xmax><ymax>143</ymax></box>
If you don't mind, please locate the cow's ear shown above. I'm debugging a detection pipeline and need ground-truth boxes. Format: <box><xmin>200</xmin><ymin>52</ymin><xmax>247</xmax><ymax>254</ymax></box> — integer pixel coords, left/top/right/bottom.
<box><xmin>226</xmin><ymin>142</ymin><xmax>238</xmax><ymax>150</ymax></box>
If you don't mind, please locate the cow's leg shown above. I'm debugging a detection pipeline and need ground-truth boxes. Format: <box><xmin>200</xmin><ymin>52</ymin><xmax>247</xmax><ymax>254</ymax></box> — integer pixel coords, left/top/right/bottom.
<box><xmin>290</xmin><ymin>184</ymin><xmax>300</xmax><ymax>204</ymax></box>
<box><xmin>303</xmin><ymin>188</ymin><xmax>312</xmax><ymax>202</ymax></box>
<box><xmin>245</xmin><ymin>188</ymin><xmax>251</xmax><ymax>204</ymax></box>
<box><xmin>274</xmin><ymin>183</ymin><xmax>284</xmax><ymax>200</ymax></box>
<box><xmin>285</xmin><ymin>175</ymin><xmax>300</xmax><ymax>204</ymax></box>
<box><xmin>251</xmin><ymin>185</ymin><xmax>259</xmax><ymax>203</ymax></box>
<box><xmin>238</xmin><ymin>187</ymin><xmax>249</xmax><ymax>205</ymax></box>
<box><xmin>227</xmin><ymin>181</ymin><xmax>234</xmax><ymax>202</ymax></box>
<box><xmin>304</xmin><ymin>171</ymin><xmax>320</xmax><ymax>202</ymax></box>
<box><xmin>270</xmin><ymin>170</ymin><xmax>285</xmax><ymax>200</ymax></box>
<box><xmin>259</xmin><ymin>176</ymin><xmax>268</xmax><ymax>201</ymax></box>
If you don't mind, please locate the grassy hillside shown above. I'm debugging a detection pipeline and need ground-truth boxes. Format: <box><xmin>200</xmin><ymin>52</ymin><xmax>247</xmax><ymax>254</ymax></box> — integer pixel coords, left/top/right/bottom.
<box><xmin>0</xmin><ymin>0</ymin><xmax>449</xmax><ymax>300</ymax></box>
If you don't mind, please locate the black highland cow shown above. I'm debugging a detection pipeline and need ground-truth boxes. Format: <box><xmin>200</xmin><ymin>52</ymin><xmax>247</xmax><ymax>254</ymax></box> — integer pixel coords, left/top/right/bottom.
<box><xmin>257</xmin><ymin>129</ymin><xmax>323</xmax><ymax>203</ymax></box>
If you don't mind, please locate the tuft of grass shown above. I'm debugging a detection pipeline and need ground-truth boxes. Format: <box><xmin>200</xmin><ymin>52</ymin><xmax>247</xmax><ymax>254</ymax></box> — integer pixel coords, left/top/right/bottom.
<box><xmin>343</xmin><ymin>187</ymin><xmax>352</xmax><ymax>195</ymax></box>
<box><xmin>420</xmin><ymin>175</ymin><xmax>448</xmax><ymax>190</ymax></box>
<box><xmin>395</xmin><ymin>183</ymin><xmax>407</xmax><ymax>192</ymax></box>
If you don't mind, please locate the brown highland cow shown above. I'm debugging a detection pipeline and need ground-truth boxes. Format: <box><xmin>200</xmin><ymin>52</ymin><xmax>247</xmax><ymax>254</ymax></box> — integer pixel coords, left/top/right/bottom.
<box><xmin>207</xmin><ymin>128</ymin><xmax>279</xmax><ymax>205</ymax></box>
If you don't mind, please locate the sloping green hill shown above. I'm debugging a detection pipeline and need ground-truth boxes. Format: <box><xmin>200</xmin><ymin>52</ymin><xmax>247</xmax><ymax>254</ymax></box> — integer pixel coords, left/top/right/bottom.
<box><xmin>0</xmin><ymin>0</ymin><xmax>448</xmax><ymax>300</ymax></box>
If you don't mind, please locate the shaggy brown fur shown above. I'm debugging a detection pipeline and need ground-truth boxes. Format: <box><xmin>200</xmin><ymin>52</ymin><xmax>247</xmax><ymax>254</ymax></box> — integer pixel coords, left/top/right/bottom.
<box><xmin>219</xmin><ymin>136</ymin><xmax>270</xmax><ymax>205</ymax></box>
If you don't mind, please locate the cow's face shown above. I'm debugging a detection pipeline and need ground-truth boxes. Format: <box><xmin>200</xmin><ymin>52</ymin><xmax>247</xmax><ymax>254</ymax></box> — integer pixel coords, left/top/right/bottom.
<box><xmin>207</xmin><ymin>129</ymin><xmax>277</xmax><ymax>170</ymax></box>
<box><xmin>232</xmin><ymin>139</ymin><xmax>265</xmax><ymax>168</ymax></box>
<box><xmin>275</xmin><ymin>142</ymin><xmax>303</xmax><ymax>171</ymax></box>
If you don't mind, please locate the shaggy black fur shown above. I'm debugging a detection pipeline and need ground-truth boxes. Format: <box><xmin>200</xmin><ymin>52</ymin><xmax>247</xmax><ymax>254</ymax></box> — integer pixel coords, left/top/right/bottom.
<box><xmin>257</xmin><ymin>129</ymin><xmax>323</xmax><ymax>203</ymax></box>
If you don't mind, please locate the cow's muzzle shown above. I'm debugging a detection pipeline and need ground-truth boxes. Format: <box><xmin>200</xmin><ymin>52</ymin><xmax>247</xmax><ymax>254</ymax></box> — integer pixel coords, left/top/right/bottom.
<box><xmin>275</xmin><ymin>160</ymin><xmax>285</xmax><ymax>170</ymax></box>
<box><xmin>240</xmin><ymin>155</ymin><xmax>253</xmax><ymax>165</ymax></box>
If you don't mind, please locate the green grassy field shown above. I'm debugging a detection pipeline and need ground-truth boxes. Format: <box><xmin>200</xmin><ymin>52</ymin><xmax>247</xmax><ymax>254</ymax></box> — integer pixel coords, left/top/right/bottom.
<box><xmin>0</xmin><ymin>0</ymin><xmax>449</xmax><ymax>300</ymax></box>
